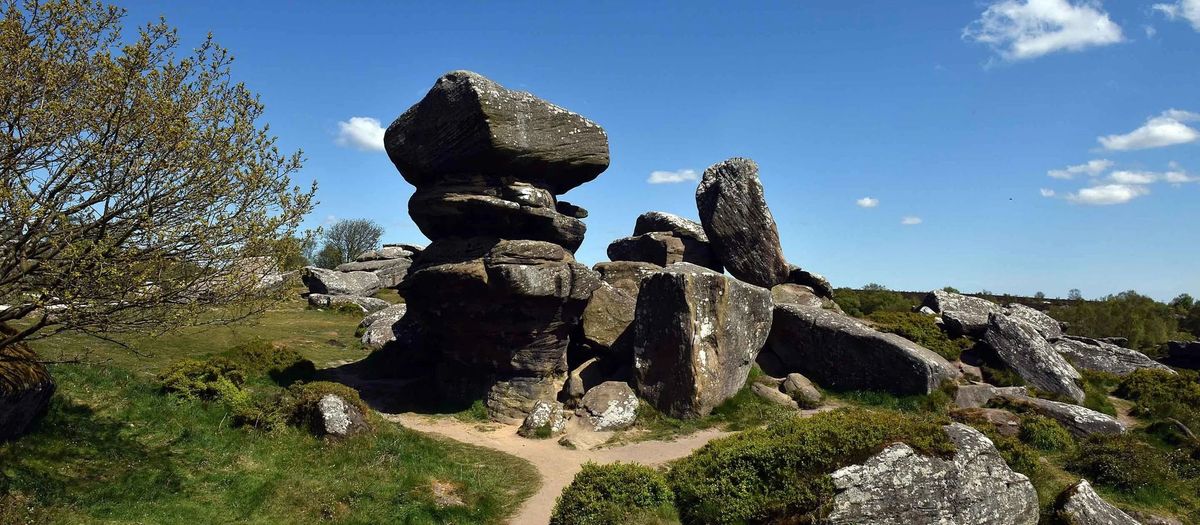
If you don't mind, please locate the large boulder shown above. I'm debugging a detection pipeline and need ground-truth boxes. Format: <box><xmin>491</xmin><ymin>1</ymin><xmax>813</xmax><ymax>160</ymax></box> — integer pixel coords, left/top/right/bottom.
<box><xmin>593</xmin><ymin>261</ymin><xmax>659</xmax><ymax>299</ymax></box>
<box><xmin>606</xmin><ymin>232</ymin><xmax>721</xmax><ymax>272</ymax></box>
<box><xmin>828</xmin><ymin>423</ymin><xmax>1039</xmax><ymax>525</ymax></box>
<box><xmin>1054</xmin><ymin>480</ymin><xmax>1140</xmax><ymax>525</ymax></box>
<box><xmin>695</xmin><ymin>157</ymin><xmax>790</xmax><ymax>288</ymax></box>
<box><xmin>1004</xmin><ymin>303</ymin><xmax>1064</xmax><ymax>340</ymax></box>
<box><xmin>922</xmin><ymin>290</ymin><xmax>1004</xmax><ymax>338</ymax></box>
<box><xmin>335</xmin><ymin>258</ymin><xmax>412</xmax><ymax>288</ymax></box>
<box><xmin>781</xmin><ymin>372</ymin><xmax>823</xmax><ymax>408</ymax></box>
<box><xmin>1163</xmin><ymin>340</ymin><xmax>1200</xmax><ymax>370</ymax></box>
<box><xmin>301</xmin><ymin>266</ymin><xmax>382</xmax><ymax>297</ymax></box>
<box><xmin>770</xmin><ymin>283</ymin><xmax>839</xmax><ymax>311</ymax></box>
<box><xmin>408</xmin><ymin>182</ymin><xmax>587</xmax><ymax>251</ymax></box>
<box><xmin>574</xmin><ymin>281</ymin><xmax>635</xmax><ymax>354</ymax></box>
<box><xmin>1055</xmin><ymin>336</ymin><xmax>1174</xmax><ymax>376</ymax></box>
<box><xmin>632</xmin><ymin>211</ymin><xmax>709</xmax><ymax>241</ymax></box>
<box><xmin>579</xmin><ymin>381</ymin><xmax>638</xmax><ymax>431</ymax></box>
<box><xmin>1</xmin><ymin>341</ymin><xmax>56</xmax><ymax>441</ymax></box>
<box><xmin>983</xmin><ymin>313</ymin><xmax>1084</xmax><ymax>404</ymax></box>
<box><xmin>767</xmin><ymin>305</ymin><xmax>959</xmax><ymax>396</ymax></box>
<box><xmin>383</xmin><ymin>70</ymin><xmax>609</xmax><ymax>195</ymax></box>
<box><xmin>633</xmin><ymin>263</ymin><xmax>774</xmax><ymax>418</ymax></box>
<box><xmin>358</xmin><ymin>304</ymin><xmax>408</xmax><ymax>351</ymax></box>
<box><xmin>1001</xmin><ymin>394</ymin><xmax>1126</xmax><ymax>437</ymax></box>
<box><xmin>306</xmin><ymin>294</ymin><xmax>390</xmax><ymax>314</ymax></box>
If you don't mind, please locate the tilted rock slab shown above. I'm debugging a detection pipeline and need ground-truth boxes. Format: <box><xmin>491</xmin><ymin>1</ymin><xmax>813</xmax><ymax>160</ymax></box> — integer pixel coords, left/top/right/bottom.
<box><xmin>1001</xmin><ymin>394</ymin><xmax>1126</xmax><ymax>438</ymax></box>
<box><xmin>301</xmin><ymin>266</ymin><xmax>381</xmax><ymax>297</ymax></box>
<box><xmin>1055</xmin><ymin>335</ymin><xmax>1174</xmax><ymax>376</ymax></box>
<box><xmin>922</xmin><ymin>290</ymin><xmax>1004</xmax><ymax>338</ymax></box>
<box><xmin>1055</xmin><ymin>480</ymin><xmax>1140</xmax><ymax>525</ymax></box>
<box><xmin>828</xmin><ymin>423</ymin><xmax>1039</xmax><ymax>525</ymax></box>
<box><xmin>1005</xmin><ymin>303</ymin><xmax>1065</xmax><ymax>340</ymax></box>
<box><xmin>632</xmin><ymin>211</ymin><xmax>709</xmax><ymax>242</ymax></box>
<box><xmin>593</xmin><ymin>261</ymin><xmax>659</xmax><ymax>299</ymax></box>
<box><xmin>633</xmin><ymin>263</ymin><xmax>774</xmax><ymax>418</ymax></box>
<box><xmin>767</xmin><ymin>305</ymin><xmax>959</xmax><ymax>396</ymax></box>
<box><xmin>574</xmin><ymin>281</ymin><xmax>635</xmax><ymax>354</ymax></box>
<box><xmin>695</xmin><ymin>157</ymin><xmax>790</xmax><ymax>288</ymax></box>
<box><xmin>984</xmin><ymin>313</ymin><xmax>1085</xmax><ymax>404</ymax></box>
<box><xmin>358</xmin><ymin>304</ymin><xmax>408</xmax><ymax>351</ymax></box>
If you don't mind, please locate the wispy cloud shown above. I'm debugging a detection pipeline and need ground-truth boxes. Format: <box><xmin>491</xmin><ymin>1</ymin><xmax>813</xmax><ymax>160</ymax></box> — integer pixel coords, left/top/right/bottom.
<box><xmin>856</xmin><ymin>197</ymin><xmax>879</xmax><ymax>208</ymax></box>
<box><xmin>1154</xmin><ymin>0</ymin><xmax>1200</xmax><ymax>31</ymax></box>
<box><xmin>963</xmin><ymin>0</ymin><xmax>1124</xmax><ymax>61</ymax></box>
<box><xmin>1108</xmin><ymin>170</ymin><xmax>1159</xmax><ymax>184</ymax></box>
<box><xmin>901</xmin><ymin>216</ymin><xmax>923</xmax><ymax>225</ymax></box>
<box><xmin>1098</xmin><ymin>109</ymin><xmax>1200</xmax><ymax>151</ymax></box>
<box><xmin>1048</xmin><ymin>159</ymin><xmax>1112</xmax><ymax>179</ymax></box>
<box><xmin>1066</xmin><ymin>184</ymin><xmax>1150</xmax><ymax>205</ymax></box>
<box><xmin>647</xmin><ymin>169</ymin><xmax>699</xmax><ymax>184</ymax></box>
<box><xmin>335</xmin><ymin>117</ymin><xmax>386</xmax><ymax>152</ymax></box>
<box><xmin>1040</xmin><ymin>188</ymin><xmax>1057</xmax><ymax>197</ymax></box>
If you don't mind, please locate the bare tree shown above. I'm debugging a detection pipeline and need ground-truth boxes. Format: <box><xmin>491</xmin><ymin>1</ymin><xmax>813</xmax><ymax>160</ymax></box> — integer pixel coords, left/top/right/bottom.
<box><xmin>0</xmin><ymin>0</ymin><xmax>317</xmax><ymax>348</ymax></box>
<box><xmin>320</xmin><ymin>219</ymin><xmax>383</xmax><ymax>266</ymax></box>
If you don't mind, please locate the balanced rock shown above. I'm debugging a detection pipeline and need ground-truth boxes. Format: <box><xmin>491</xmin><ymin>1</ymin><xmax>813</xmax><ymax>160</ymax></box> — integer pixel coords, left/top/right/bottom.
<box><xmin>767</xmin><ymin>305</ymin><xmax>959</xmax><ymax>396</ymax></box>
<box><xmin>1055</xmin><ymin>336</ymin><xmax>1173</xmax><ymax>376</ymax></box>
<box><xmin>786</xmin><ymin>265</ymin><xmax>834</xmax><ymax>299</ymax></box>
<box><xmin>518</xmin><ymin>400</ymin><xmax>569</xmax><ymax>438</ymax></box>
<box><xmin>1</xmin><ymin>340</ymin><xmax>56</xmax><ymax>441</ymax></box>
<box><xmin>633</xmin><ymin>263</ymin><xmax>774</xmax><ymax>418</ymax></box>
<box><xmin>632</xmin><ymin>211</ymin><xmax>709</xmax><ymax>241</ymax></box>
<box><xmin>409</xmin><ymin>181</ymin><xmax>587</xmax><ymax>251</ymax></box>
<box><xmin>828</xmin><ymin>423</ymin><xmax>1039</xmax><ymax>525</ymax></box>
<box><xmin>1055</xmin><ymin>480</ymin><xmax>1140</xmax><ymax>525</ymax></box>
<box><xmin>922</xmin><ymin>290</ymin><xmax>1004</xmax><ymax>338</ymax></box>
<box><xmin>301</xmin><ymin>266</ymin><xmax>382</xmax><ymax>297</ymax></box>
<box><xmin>579</xmin><ymin>381</ymin><xmax>638</xmax><ymax>431</ymax></box>
<box><xmin>307</xmin><ymin>293</ymin><xmax>391</xmax><ymax>314</ymax></box>
<box><xmin>607</xmin><ymin>231</ymin><xmax>721</xmax><ymax>272</ymax></box>
<box><xmin>696</xmin><ymin>157</ymin><xmax>790</xmax><ymax>288</ymax></box>
<box><xmin>1001</xmin><ymin>394</ymin><xmax>1125</xmax><ymax>438</ymax></box>
<box><xmin>574</xmin><ymin>281</ymin><xmax>636</xmax><ymax>354</ymax></box>
<box><xmin>984</xmin><ymin>313</ymin><xmax>1084</xmax><ymax>404</ymax></box>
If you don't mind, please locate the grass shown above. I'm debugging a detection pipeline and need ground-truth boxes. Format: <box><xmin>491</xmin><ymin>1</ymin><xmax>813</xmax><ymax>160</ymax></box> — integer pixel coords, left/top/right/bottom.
<box><xmin>1</xmin><ymin>291</ymin><xmax>539</xmax><ymax>524</ymax></box>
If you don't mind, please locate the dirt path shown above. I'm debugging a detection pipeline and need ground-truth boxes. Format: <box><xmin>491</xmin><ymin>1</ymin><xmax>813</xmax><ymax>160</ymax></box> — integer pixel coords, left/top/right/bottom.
<box><xmin>384</xmin><ymin>413</ymin><xmax>731</xmax><ymax>525</ymax></box>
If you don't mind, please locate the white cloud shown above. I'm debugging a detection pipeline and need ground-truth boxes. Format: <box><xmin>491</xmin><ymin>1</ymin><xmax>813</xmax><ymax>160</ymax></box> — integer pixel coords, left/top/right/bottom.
<box><xmin>1098</xmin><ymin>109</ymin><xmax>1200</xmax><ymax>150</ymax></box>
<box><xmin>963</xmin><ymin>0</ymin><xmax>1124</xmax><ymax>61</ymax></box>
<box><xmin>1040</xmin><ymin>188</ymin><xmax>1057</xmax><ymax>197</ymax></box>
<box><xmin>901</xmin><ymin>216</ymin><xmax>923</xmax><ymax>225</ymax></box>
<box><xmin>856</xmin><ymin>197</ymin><xmax>879</xmax><ymax>208</ymax></box>
<box><xmin>1154</xmin><ymin>0</ymin><xmax>1200</xmax><ymax>31</ymax></box>
<box><xmin>1047</xmin><ymin>159</ymin><xmax>1113</xmax><ymax>179</ymax></box>
<box><xmin>1066</xmin><ymin>184</ymin><xmax>1150</xmax><ymax>205</ymax></box>
<box><xmin>1144</xmin><ymin>25</ymin><xmax>1158</xmax><ymax>37</ymax></box>
<box><xmin>647</xmin><ymin>169</ymin><xmax>699</xmax><ymax>184</ymax></box>
<box><xmin>1165</xmin><ymin>171</ymin><xmax>1199</xmax><ymax>183</ymax></box>
<box><xmin>1108</xmin><ymin>170</ymin><xmax>1158</xmax><ymax>184</ymax></box>
<box><xmin>335</xmin><ymin>117</ymin><xmax>386</xmax><ymax>151</ymax></box>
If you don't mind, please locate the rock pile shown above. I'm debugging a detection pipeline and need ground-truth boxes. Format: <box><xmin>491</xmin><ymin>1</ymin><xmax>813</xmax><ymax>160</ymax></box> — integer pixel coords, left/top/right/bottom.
<box><xmin>384</xmin><ymin>71</ymin><xmax>607</xmax><ymax>422</ymax></box>
<box><xmin>300</xmin><ymin>245</ymin><xmax>418</xmax><ymax>312</ymax></box>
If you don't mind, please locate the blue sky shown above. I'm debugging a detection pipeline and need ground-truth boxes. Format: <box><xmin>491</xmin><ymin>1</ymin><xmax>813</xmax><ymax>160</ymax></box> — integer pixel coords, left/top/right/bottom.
<box><xmin>121</xmin><ymin>0</ymin><xmax>1200</xmax><ymax>300</ymax></box>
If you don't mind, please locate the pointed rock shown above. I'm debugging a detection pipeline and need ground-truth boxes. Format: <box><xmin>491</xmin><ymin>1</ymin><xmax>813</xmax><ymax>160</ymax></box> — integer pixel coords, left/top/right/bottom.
<box><xmin>695</xmin><ymin>157</ymin><xmax>790</xmax><ymax>288</ymax></box>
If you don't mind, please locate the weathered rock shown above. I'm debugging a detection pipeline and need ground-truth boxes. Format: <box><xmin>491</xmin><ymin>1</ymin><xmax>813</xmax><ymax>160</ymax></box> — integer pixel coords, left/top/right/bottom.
<box><xmin>408</xmin><ymin>182</ymin><xmax>586</xmax><ymax>251</ymax></box>
<box><xmin>301</xmin><ymin>266</ymin><xmax>382</xmax><ymax>297</ymax></box>
<box><xmin>385</xmin><ymin>243</ymin><xmax>425</xmax><ymax>255</ymax></box>
<box><xmin>593</xmin><ymin>261</ymin><xmax>659</xmax><ymax>299</ymax></box>
<box><xmin>953</xmin><ymin>407</ymin><xmax>1022</xmax><ymax>437</ymax></box>
<box><xmin>984</xmin><ymin>313</ymin><xmax>1084</xmax><ymax>404</ymax></box>
<box><xmin>781</xmin><ymin>372</ymin><xmax>823</xmax><ymax>409</ymax></box>
<box><xmin>1004</xmin><ymin>303</ymin><xmax>1064</xmax><ymax>340</ymax></box>
<box><xmin>632</xmin><ymin>211</ymin><xmax>708</xmax><ymax>241</ymax></box>
<box><xmin>1055</xmin><ymin>336</ymin><xmax>1173</xmax><ymax>376</ymax></box>
<box><xmin>828</xmin><ymin>423</ymin><xmax>1039</xmax><ymax>525</ymax></box>
<box><xmin>923</xmin><ymin>290</ymin><xmax>1005</xmax><ymax>338</ymax></box>
<box><xmin>575</xmin><ymin>281</ymin><xmax>635</xmax><ymax>353</ymax></box>
<box><xmin>565</xmin><ymin>356</ymin><xmax>612</xmax><ymax>401</ymax></box>
<box><xmin>336</xmin><ymin>258</ymin><xmax>411</xmax><ymax>273</ymax></box>
<box><xmin>786</xmin><ymin>265</ymin><xmax>834</xmax><ymax>299</ymax></box>
<box><xmin>633</xmin><ymin>263</ymin><xmax>774</xmax><ymax>418</ymax></box>
<box><xmin>953</xmin><ymin>384</ymin><xmax>1029</xmax><ymax>409</ymax></box>
<box><xmin>555</xmin><ymin>200</ymin><xmax>588</xmax><ymax>219</ymax></box>
<box><xmin>579</xmin><ymin>381</ymin><xmax>637</xmax><ymax>431</ymax></box>
<box><xmin>314</xmin><ymin>394</ymin><xmax>369</xmax><ymax>438</ymax></box>
<box><xmin>358</xmin><ymin>304</ymin><xmax>408</xmax><ymax>350</ymax></box>
<box><xmin>695</xmin><ymin>157</ymin><xmax>790</xmax><ymax>288</ymax></box>
<box><xmin>486</xmin><ymin>376</ymin><xmax>565</xmax><ymax>424</ymax></box>
<box><xmin>606</xmin><ymin>232</ymin><xmax>721</xmax><ymax>272</ymax></box>
<box><xmin>307</xmin><ymin>293</ymin><xmax>391</xmax><ymax>314</ymax></box>
<box><xmin>1098</xmin><ymin>337</ymin><xmax>1129</xmax><ymax>347</ymax></box>
<box><xmin>1055</xmin><ymin>480</ymin><xmax>1139</xmax><ymax>525</ymax></box>
<box><xmin>1124</xmin><ymin>510</ymin><xmax>1183</xmax><ymax>525</ymax></box>
<box><xmin>751</xmin><ymin>382</ymin><xmax>799</xmax><ymax>409</ymax></box>
<box><xmin>356</xmin><ymin>246</ymin><xmax>412</xmax><ymax>261</ymax></box>
<box><xmin>1</xmin><ymin>341</ymin><xmax>56</xmax><ymax>441</ymax></box>
<box><xmin>1163</xmin><ymin>340</ymin><xmax>1200</xmax><ymax>370</ymax></box>
<box><xmin>1001</xmin><ymin>394</ymin><xmax>1126</xmax><ymax>438</ymax></box>
<box><xmin>383</xmin><ymin>70</ymin><xmax>609</xmax><ymax>195</ymax></box>
<box><xmin>771</xmin><ymin>283</ymin><xmax>838</xmax><ymax>310</ymax></box>
<box><xmin>518</xmin><ymin>400</ymin><xmax>569</xmax><ymax>438</ymax></box>
<box><xmin>767</xmin><ymin>305</ymin><xmax>959</xmax><ymax>396</ymax></box>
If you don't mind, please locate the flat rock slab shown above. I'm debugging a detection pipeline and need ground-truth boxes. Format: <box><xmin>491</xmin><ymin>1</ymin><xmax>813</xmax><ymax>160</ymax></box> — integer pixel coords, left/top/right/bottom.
<box><xmin>1001</xmin><ymin>394</ymin><xmax>1126</xmax><ymax>438</ymax></box>
<box><xmin>632</xmin><ymin>211</ymin><xmax>708</xmax><ymax>242</ymax></box>
<box><xmin>301</xmin><ymin>266</ymin><xmax>382</xmax><ymax>297</ymax></box>
<box><xmin>767</xmin><ymin>305</ymin><xmax>959</xmax><ymax>396</ymax></box>
<box><xmin>1055</xmin><ymin>336</ymin><xmax>1174</xmax><ymax>376</ymax></box>
<box><xmin>606</xmin><ymin>232</ymin><xmax>721</xmax><ymax>272</ymax></box>
<box><xmin>695</xmin><ymin>157</ymin><xmax>790</xmax><ymax>288</ymax></box>
<box><xmin>923</xmin><ymin>290</ymin><xmax>1004</xmax><ymax>338</ymax></box>
<box><xmin>984</xmin><ymin>313</ymin><xmax>1084</xmax><ymax>404</ymax></box>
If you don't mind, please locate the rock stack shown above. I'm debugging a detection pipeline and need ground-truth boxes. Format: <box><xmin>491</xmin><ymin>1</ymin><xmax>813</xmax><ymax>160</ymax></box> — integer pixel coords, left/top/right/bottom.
<box><xmin>384</xmin><ymin>71</ymin><xmax>608</xmax><ymax>422</ymax></box>
<box><xmin>300</xmin><ymin>244</ymin><xmax>419</xmax><ymax>313</ymax></box>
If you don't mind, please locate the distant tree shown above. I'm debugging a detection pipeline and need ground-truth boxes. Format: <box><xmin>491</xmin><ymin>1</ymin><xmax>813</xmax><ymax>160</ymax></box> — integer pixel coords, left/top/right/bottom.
<box><xmin>314</xmin><ymin>244</ymin><xmax>344</xmax><ymax>270</ymax></box>
<box><xmin>942</xmin><ymin>286</ymin><xmax>961</xmax><ymax>293</ymax></box>
<box><xmin>978</xmin><ymin>290</ymin><xmax>993</xmax><ymax>296</ymax></box>
<box><xmin>272</xmin><ymin>232</ymin><xmax>318</xmax><ymax>271</ymax></box>
<box><xmin>1068</xmin><ymin>289</ymin><xmax>1084</xmax><ymax>301</ymax></box>
<box><xmin>1049</xmin><ymin>291</ymin><xmax>1181</xmax><ymax>354</ymax></box>
<box><xmin>862</xmin><ymin>283</ymin><xmax>889</xmax><ymax>291</ymax></box>
<box><xmin>1034</xmin><ymin>291</ymin><xmax>1047</xmax><ymax>300</ymax></box>
<box><xmin>1170</xmin><ymin>294</ymin><xmax>1195</xmax><ymax>314</ymax></box>
<box><xmin>0</xmin><ymin>0</ymin><xmax>316</xmax><ymax>348</ymax></box>
<box><xmin>320</xmin><ymin>219</ymin><xmax>383</xmax><ymax>266</ymax></box>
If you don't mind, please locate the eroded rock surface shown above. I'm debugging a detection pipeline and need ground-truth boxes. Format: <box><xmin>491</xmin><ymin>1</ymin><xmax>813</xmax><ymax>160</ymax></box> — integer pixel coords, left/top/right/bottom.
<box><xmin>695</xmin><ymin>157</ymin><xmax>790</xmax><ymax>288</ymax></box>
<box><xmin>1055</xmin><ymin>480</ymin><xmax>1140</xmax><ymax>525</ymax></box>
<box><xmin>1055</xmin><ymin>336</ymin><xmax>1174</xmax><ymax>376</ymax></box>
<box><xmin>632</xmin><ymin>211</ymin><xmax>709</xmax><ymax>241</ymax></box>
<box><xmin>1005</xmin><ymin>303</ymin><xmax>1064</xmax><ymax>340</ymax></box>
<box><xmin>922</xmin><ymin>290</ymin><xmax>1004</xmax><ymax>338</ymax></box>
<box><xmin>579</xmin><ymin>381</ymin><xmax>637</xmax><ymax>431</ymax></box>
<box><xmin>301</xmin><ymin>267</ymin><xmax>382</xmax><ymax>297</ymax></box>
<box><xmin>606</xmin><ymin>232</ymin><xmax>722</xmax><ymax>271</ymax></box>
<box><xmin>984</xmin><ymin>313</ymin><xmax>1084</xmax><ymax>404</ymax></box>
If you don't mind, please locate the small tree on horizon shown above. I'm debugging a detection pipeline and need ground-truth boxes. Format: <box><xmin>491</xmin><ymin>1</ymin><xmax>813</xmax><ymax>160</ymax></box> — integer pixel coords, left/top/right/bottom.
<box><xmin>1068</xmin><ymin>289</ymin><xmax>1084</xmax><ymax>301</ymax></box>
<box><xmin>319</xmin><ymin>219</ymin><xmax>384</xmax><ymax>266</ymax></box>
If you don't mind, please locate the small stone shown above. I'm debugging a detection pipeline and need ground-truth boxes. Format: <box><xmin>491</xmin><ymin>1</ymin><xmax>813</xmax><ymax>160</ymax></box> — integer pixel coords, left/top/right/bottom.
<box><xmin>580</xmin><ymin>381</ymin><xmax>638</xmax><ymax>431</ymax></box>
<box><xmin>518</xmin><ymin>400</ymin><xmax>569</xmax><ymax>438</ymax></box>
<box><xmin>751</xmin><ymin>382</ymin><xmax>799</xmax><ymax>410</ymax></box>
<box><xmin>780</xmin><ymin>373</ymin><xmax>823</xmax><ymax>408</ymax></box>
<box><xmin>315</xmin><ymin>394</ymin><xmax>368</xmax><ymax>437</ymax></box>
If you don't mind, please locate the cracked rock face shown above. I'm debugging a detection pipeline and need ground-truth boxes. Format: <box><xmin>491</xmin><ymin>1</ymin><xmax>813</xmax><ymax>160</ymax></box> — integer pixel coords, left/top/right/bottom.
<box><xmin>767</xmin><ymin>305</ymin><xmax>959</xmax><ymax>396</ymax></box>
<box><xmin>695</xmin><ymin>157</ymin><xmax>791</xmax><ymax>288</ymax></box>
<box><xmin>633</xmin><ymin>263</ymin><xmax>774</xmax><ymax>419</ymax></box>
<box><xmin>828</xmin><ymin>423</ymin><xmax>1039</xmax><ymax>525</ymax></box>
<box><xmin>922</xmin><ymin>290</ymin><xmax>1005</xmax><ymax>338</ymax></box>
<box><xmin>1055</xmin><ymin>480</ymin><xmax>1140</xmax><ymax>525</ymax></box>
<box><xmin>579</xmin><ymin>381</ymin><xmax>638</xmax><ymax>430</ymax></box>
<box><xmin>984</xmin><ymin>313</ymin><xmax>1085</xmax><ymax>404</ymax></box>
<box><xmin>1055</xmin><ymin>336</ymin><xmax>1174</xmax><ymax>376</ymax></box>
<box><xmin>1005</xmin><ymin>303</ymin><xmax>1065</xmax><ymax>340</ymax></box>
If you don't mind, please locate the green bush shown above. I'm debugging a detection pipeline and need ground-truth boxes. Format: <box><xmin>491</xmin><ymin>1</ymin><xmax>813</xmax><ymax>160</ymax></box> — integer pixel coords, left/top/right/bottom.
<box><xmin>1080</xmin><ymin>370</ymin><xmax>1119</xmax><ymax>417</ymax></box>
<box><xmin>1019</xmin><ymin>415</ymin><xmax>1074</xmax><ymax>452</ymax></box>
<box><xmin>867</xmin><ymin>311</ymin><xmax>974</xmax><ymax>361</ymax></box>
<box><xmin>833</xmin><ymin>285</ymin><xmax>918</xmax><ymax>317</ymax></box>
<box><xmin>158</xmin><ymin>358</ymin><xmax>245</xmax><ymax>400</ymax></box>
<box><xmin>550</xmin><ymin>463</ymin><xmax>677</xmax><ymax>525</ymax></box>
<box><xmin>220</xmin><ymin>340</ymin><xmax>316</xmax><ymax>386</ymax></box>
<box><xmin>1066</xmin><ymin>434</ymin><xmax>1174</xmax><ymax>493</ymax></box>
<box><xmin>1049</xmin><ymin>291</ymin><xmax>1182</xmax><ymax>355</ymax></box>
<box><xmin>1116</xmin><ymin>369</ymin><xmax>1200</xmax><ymax>435</ymax></box>
<box><xmin>666</xmin><ymin>408</ymin><xmax>952</xmax><ymax>524</ymax></box>
<box><xmin>235</xmin><ymin>381</ymin><xmax>372</xmax><ymax>432</ymax></box>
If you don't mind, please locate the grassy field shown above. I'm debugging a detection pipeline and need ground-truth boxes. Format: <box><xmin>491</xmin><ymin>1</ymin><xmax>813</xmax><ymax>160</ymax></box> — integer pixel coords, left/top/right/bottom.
<box><xmin>0</xmin><ymin>292</ymin><xmax>539</xmax><ymax>525</ymax></box>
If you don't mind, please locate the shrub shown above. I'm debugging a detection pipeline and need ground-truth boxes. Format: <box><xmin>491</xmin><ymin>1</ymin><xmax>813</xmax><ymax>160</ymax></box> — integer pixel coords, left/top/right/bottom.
<box><xmin>833</xmin><ymin>286</ymin><xmax>917</xmax><ymax>317</ymax></box>
<box><xmin>158</xmin><ymin>358</ymin><xmax>245</xmax><ymax>400</ymax></box>
<box><xmin>1049</xmin><ymin>291</ymin><xmax>1181</xmax><ymax>355</ymax></box>
<box><xmin>550</xmin><ymin>463</ymin><xmax>677</xmax><ymax>525</ymax></box>
<box><xmin>867</xmin><ymin>311</ymin><xmax>973</xmax><ymax>361</ymax></box>
<box><xmin>234</xmin><ymin>381</ymin><xmax>371</xmax><ymax>432</ymax></box>
<box><xmin>1019</xmin><ymin>415</ymin><xmax>1074</xmax><ymax>452</ymax></box>
<box><xmin>1116</xmin><ymin>369</ymin><xmax>1200</xmax><ymax>435</ymax></box>
<box><xmin>220</xmin><ymin>340</ymin><xmax>316</xmax><ymax>386</ymax></box>
<box><xmin>1066</xmin><ymin>434</ymin><xmax>1174</xmax><ymax>493</ymax></box>
<box><xmin>666</xmin><ymin>408</ymin><xmax>952</xmax><ymax>524</ymax></box>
